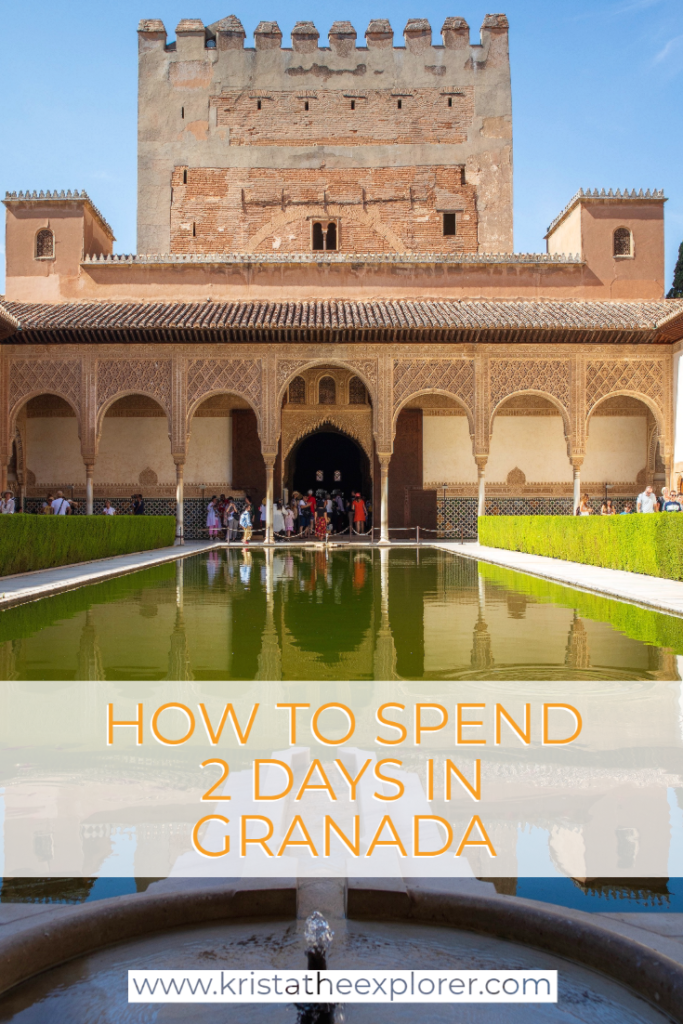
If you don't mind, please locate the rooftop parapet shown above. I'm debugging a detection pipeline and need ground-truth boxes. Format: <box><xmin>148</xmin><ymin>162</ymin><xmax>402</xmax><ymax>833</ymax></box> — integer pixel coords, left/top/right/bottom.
<box><xmin>329</xmin><ymin>21</ymin><xmax>357</xmax><ymax>56</ymax></box>
<box><xmin>82</xmin><ymin>251</ymin><xmax>583</xmax><ymax>266</ymax></box>
<box><xmin>365</xmin><ymin>19</ymin><xmax>393</xmax><ymax>48</ymax></box>
<box><xmin>404</xmin><ymin>18</ymin><xmax>432</xmax><ymax>53</ymax></box>
<box><xmin>291</xmin><ymin>21</ymin><xmax>319</xmax><ymax>52</ymax></box>
<box><xmin>207</xmin><ymin>14</ymin><xmax>245</xmax><ymax>49</ymax></box>
<box><xmin>254</xmin><ymin>20</ymin><xmax>282</xmax><ymax>49</ymax></box>
<box><xmin>140</xmin><ymin>14</ymin><xmax>510</xmax><ymax>55</ymax></box>
<box><xmin>4</xmin><ymin>189</ymin><xmax>115</xmax><ymax>239</ymax></box>
<box><xmin>441</xmin><ymin>17</ymin><xmax>469</xmax><ymax>48</ymax></box>
<box><xmin>546</xmin><ymin>187</ymin><xmax>666</xmax><ymax>236</ymax></box>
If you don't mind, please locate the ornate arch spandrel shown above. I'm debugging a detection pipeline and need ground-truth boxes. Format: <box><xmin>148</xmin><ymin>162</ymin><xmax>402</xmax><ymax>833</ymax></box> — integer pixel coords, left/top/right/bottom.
<box><xmin>281</xmin><ymin>413</ymin><xmax>373</xmax><ymax>462</ymax></box>
<box><xmin>393</xmin><ymin>388</ymin><xmax>475</xmax><ymax>438</ymax></box>
<box><xmin>489</xmin><ymin>359</ymin><xmax>570</xmax><ymax>417</ymax></box>
<box><xmin>186</xmin><ymin>358</ymin><xmax>263</xmax><ymax>433</ymax></box>
<box><xmin>96</xmin><ymin>359</ymin><xmax>172</xmax><ymax>416</ymax></box>
<box><xmin>9</xmin><ymin>359</ymin><xmax>82</xmax><ymax>430</ymax></box>
<box><xmin>585</xmin><ymin>360</ymin><xmax>669</xmax><ymax>436</ymax></box>
<box><xmin>392</xmin><ymin>359</ymin><xmax>475</xmax><ymax>427</ymax></box>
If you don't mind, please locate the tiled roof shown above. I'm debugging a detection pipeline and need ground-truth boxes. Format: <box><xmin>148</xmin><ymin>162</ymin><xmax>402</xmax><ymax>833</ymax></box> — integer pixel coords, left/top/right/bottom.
<box><xmin>0</xmin><ymin>304</ymin><xmax>21</xmax><ymax>341</ymax></box>
<box><xmin>3</xmin><ymin>298</ymin><xmax>683</xmax><ymax>345</ymax></box>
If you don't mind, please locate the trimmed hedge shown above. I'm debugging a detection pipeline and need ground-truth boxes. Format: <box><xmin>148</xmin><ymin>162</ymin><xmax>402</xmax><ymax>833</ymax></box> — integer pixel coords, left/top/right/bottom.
<box><xmin>0</xmin><ymin>515</ymin><xmax>176</xmax><ymax>577</ymax></box>
<box><xmin>478</xmin><ymin>514</ymin><xmax>683</xmax><ymax>580</ymax></box>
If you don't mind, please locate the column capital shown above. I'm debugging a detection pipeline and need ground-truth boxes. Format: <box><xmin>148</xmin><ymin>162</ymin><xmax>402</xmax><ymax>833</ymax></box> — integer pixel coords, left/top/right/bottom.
<box><xmin>377</xmin><ymin>451</ymin><xmax>392</xmax><ymax>467</ymax></box>
<box><xmin>474</xmin><ymin>454</ymin><xmax>488</xmax><ymax>471</ymax></box>
<box><xmin>570</xmin><ymin>454</ymin><xmax>584</xmax><ymax>470</ymax></box>
<box><xmin>262</xmin><ymin>452</ymin><xmax>277</xmax><ymax>467</ymax></box>
<box><xmin>173</xmin><ymin>455</ymin><xmax>186</xmax><ymax>467</ymax></box>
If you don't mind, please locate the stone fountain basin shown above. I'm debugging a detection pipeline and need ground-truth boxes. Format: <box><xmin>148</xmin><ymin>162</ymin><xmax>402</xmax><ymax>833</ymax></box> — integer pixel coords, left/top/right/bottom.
<box><xmin>0</xmin><ymin>879</ymin><xmax>681</xmax><ymax>1023</ymax></box>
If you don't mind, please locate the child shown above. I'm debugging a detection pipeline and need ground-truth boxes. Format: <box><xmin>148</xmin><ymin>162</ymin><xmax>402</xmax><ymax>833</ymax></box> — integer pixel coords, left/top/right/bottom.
<box><xmin>239</xmin><ymin>505</ymin><xmax>253</xmax><ymax>545</ymax></box>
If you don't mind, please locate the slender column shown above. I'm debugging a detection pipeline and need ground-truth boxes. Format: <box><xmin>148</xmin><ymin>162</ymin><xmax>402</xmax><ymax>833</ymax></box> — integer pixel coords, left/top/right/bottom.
<box><xmin>378</xmin><ymin>455</ymin><xmax>390</xmax><ymax>544</ymax></box>
<box><xmin>84</xmin><ymin>461</ymin><xmax>95</xmax><ymax>515</ymax></box>
<box><xmin>175</xmin><ymin>460</ymin><xmax>185</xmax><ymax>546</ymax></box>
<box><xmin>0</xmin><ymin>461</ymin><xmax>7</xmax><ymax>495</ymax></box>
<box><xmin>571</xmin><ymin>457</ymin><xmax>583</xmax><ymax>512</ymax></box>
<box><xmin>265</xmin><ymin>457</ymin><xmax>274</xmax><ymax>544</ymax></box>
<box><xmin>476</xmin><ymin>456</ymin><xmax>487</xmax><ymax>518</ymax></box>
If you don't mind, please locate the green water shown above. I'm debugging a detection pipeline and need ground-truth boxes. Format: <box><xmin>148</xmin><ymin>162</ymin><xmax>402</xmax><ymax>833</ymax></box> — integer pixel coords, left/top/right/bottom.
<box><xmin>0</xmin><ymin>547</ymin><xmax>680</xmax><ymax>681</ymax></box>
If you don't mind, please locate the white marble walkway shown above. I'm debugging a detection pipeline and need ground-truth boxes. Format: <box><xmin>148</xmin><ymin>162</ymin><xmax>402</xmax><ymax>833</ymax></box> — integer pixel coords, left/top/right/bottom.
<box><xmin>433</xmin><ymin>540</ymin><xmax>683</xmax><ymax>618</ymax></box>
<box><xmin>0</xmin><ymin>541</ymin><xmax>222</xmax><ymax>608</ymax></box>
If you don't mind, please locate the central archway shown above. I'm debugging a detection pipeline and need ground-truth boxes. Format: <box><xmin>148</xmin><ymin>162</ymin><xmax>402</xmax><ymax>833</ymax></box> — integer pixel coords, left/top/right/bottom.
<box><xmin>286</xmin><ymin>428</ymin><xmax>371</xmax><ymax>498</ymax></box>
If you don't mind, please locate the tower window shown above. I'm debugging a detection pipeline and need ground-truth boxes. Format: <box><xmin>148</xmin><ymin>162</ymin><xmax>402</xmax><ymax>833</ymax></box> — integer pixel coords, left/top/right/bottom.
<box><xmin>35</xmin><ymin>228</ymin><xmax>54</xmax><ymax>259</ymax></box>
<box><xmin>448</xmin><ymin>97</ymin><xmax>452</xmax><ymax>108</ymax></box>
<box><xmin>181</xmin><ymin>106</ymin><xmax>184</xmax><ymax>118</ymax></box>
<box><xmin>192</xmin><ymin>222</ymin><xmax>196</xmax><ymax>237</ymax></box>
<box><xmin>312</xmin><ymin>222</ymin><xmax>324</xmax><ymax>251</ymax></box>
<box><xmin>304</xmin><ymin>101</ymin><xmax>309</xmax><ymax>111</ymax></box>
<box><xmin>257</xmin><ymin>99</ymin><xmax>262</xmax><ymax>111</ymax></box>
<box><xmin>319</xmin><ymin>377</ymin><xmax>336</xmax><ymax>405</ymax></box>
<box><xmin>351</xmin><ymin>100</ymin><xmax>355</xmax><ymax>110</ymax></box>
<box><xmin>288</xmin><ymin>376</ymin><xmax>306</xmax><ymax>404</ymax></box>
<box><xmin>397</xmin><ymin>99</ymin><xmax>402</xmax><ymax>110</ymax></box>
<box><xmin>613</xmin><ymin>227</ymin><xmax>632</xmax><ymax>257</ymax></box>
<box><xmin>443</xmin><ymin>213</ymin><xmax>457</xmax><ymax>237</ymax></box>
<box><xmin>183</xmin><ymin>169</ymin><xmax>187</xmax><ymax>184</ymax></box>
<box><xmin>311</xmin><ymin>221</ymin><xmax>338</xmax><ymax>251</ymax></box>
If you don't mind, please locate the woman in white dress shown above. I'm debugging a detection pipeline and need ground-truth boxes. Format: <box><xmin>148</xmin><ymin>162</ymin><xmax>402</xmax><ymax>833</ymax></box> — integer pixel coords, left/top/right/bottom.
<box><xmin>206</xmin><ymin>496</ymin><xmax>220</xmax><ymax>538</ymax></box>
<box><xmin>272</xmin><ymin>500</ymin><xmax>285</xmax><ymax>539</ymax></box>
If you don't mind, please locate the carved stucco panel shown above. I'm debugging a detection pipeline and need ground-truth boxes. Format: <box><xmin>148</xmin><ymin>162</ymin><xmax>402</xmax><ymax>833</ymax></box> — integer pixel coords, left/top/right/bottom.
<box><xmin>586</xmin><ymin>359</ymin><xmax>666</xmax><ymax>419</ymax></box>
<box><xmin>392</xmin><ymin>359</ymin><xmax>475</xmax><ymax>418</ymax></box>
<box><xmin>187</xmin><ymin>359</ymin><xmax>263</xmax><ymax>416</ymax></box>
<box><xmin>97</xmin><ymin>359</ymin><xmax>172</xmax><ymax>413</ymax></box>
<box><xmin>489</xmin><ymin>359</ymin><xmax>570</xmax><ymax>414</ymax></box>
<box><xmin>10</xmin><ymin>359</ymin><xmax>81</xmax><ymax>418</ymax></box>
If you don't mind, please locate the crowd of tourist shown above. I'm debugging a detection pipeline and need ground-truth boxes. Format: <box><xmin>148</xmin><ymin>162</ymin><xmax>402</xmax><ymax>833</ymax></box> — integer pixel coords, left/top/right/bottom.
<box><xmin>576</xmin><ymin>485</ymin><xmax>682</xmax><ymax>515</ymax></box>
<box><xmin>204</xmin><ymin>489</ymin><xmax>372</xmax><ymax>544</ymax></box>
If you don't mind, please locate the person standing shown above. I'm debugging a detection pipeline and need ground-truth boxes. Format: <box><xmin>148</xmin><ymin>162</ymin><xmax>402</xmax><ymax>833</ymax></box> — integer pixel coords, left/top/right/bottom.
<box><xmin>284</xmin><ymin>503</ymin><xmax>294</xmax><ymax>540</ymax></box>
<box><xmin>102</xmin><ymin>500</ymin><xmax>116</xmax><ymax>515</ymax></box>
<box><xmin>52</xmin><ymin>491</ymin><xmax>76</xmax><ymax>515</ymax></box>
<box><xmin>352</xmin><ymin>493</ymin><xmax>367</xmax><ymax>534</ymax></box>
<box><xmin>314</xmin><ymin>498</ymin><xmax>329</xmax><ymax>541</ymax></box>
<box><xmin>663</xmin><ymin>491</ymin><xmax>682</xmax><ymax>512</ymax></box>
<box><xmin>224</xmin><ymin>496</ymin><xmax>238</xmax><ymax>542</ymax></box>
<box><xmin>578</xmin><ymin>494</ymin><xmax>592</xmax><ymax>516</ymax></box>
<box><xmin>132</xmin><ymin>494</ymin><xmax>145</xmax><ymax>515</ymax></box>
<box><xmin>637</xmin><ymin>485</ymin><xmax>657</xmax><ymax>513</ymax></box>
<box><xmin>0</xmin><ymin>492</ymin><xmax>15</xmax><ymax>514</ymax></box>
<box><xmin>239</xmin><ymin>503</ymin><xmax>253</xmax><ymax>545</ymax></box>
<box><xmin>41</xmin><ymin>493</ymin><xmax>55</xmax><ymax>514</ymax></box>
<box><xmin>273</xmin><ymin>500</ymin><xmax>285</xmax><ymax>539</ymax></box>
<box><xmin>206</xmin><ymin>496</ymin><xmax>220</xmax><ymax>539</ymax></box>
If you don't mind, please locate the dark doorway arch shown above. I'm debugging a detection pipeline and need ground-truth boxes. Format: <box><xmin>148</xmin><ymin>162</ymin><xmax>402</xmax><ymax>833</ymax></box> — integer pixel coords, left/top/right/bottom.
<box><xmin>286</xmin><ymin>428</ymin><xmax>372</xmax><ymax>499</ymax></box>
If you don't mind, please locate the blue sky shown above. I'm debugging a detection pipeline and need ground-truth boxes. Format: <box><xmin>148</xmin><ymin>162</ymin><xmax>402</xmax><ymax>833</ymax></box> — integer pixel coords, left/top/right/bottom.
<box><xmin>1</xmin><ymin>0</ymin><xmax>681</xmax><ymax>291</ymax></box>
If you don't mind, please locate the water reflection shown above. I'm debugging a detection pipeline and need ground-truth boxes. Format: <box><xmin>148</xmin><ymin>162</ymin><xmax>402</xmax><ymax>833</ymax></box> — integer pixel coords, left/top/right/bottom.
<box><xmin>0</xmin><ymin>548</ymin><xmax>680</xmax><ymax>681</ymax></box>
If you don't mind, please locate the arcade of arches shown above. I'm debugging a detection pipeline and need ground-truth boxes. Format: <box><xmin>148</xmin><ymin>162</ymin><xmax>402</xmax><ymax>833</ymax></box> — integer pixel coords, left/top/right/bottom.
<box><xmin>3</xmin><ymin>346</ymin><xmax>674</xmax><ymax>541</ymax></box>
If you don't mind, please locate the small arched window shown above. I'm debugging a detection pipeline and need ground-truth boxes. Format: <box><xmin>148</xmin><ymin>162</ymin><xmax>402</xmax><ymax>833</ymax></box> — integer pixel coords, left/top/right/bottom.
<box><xmin>319</xmin><ymin>376</ymin><xmax>336</xmax><ymax>405</ymax></box>
<box><xmin>312</xmin><ymin>222</ymin><xmax>324</xmax><ymax>251</ymax></box>
<box><xmin>613</xmin><ymin>227</ymin><xmax>632</xmax><ymax>258</ymax></box>
<box><xmin>288</xmin><ymin>376</ymin><xmax>306</xmax><ymax>404</ymax></box>
<box><xmin>349</xmin><ymin>376</ymin><xmax>367</xmax><ymax>404</ymax></box>
<box><xmin>35</xmin><ymin>228</ymin><xmax>54</xmax><ymax>259</ymax></box>
<box><xmin>326</xmin><ymin>221</ymin><xmax>337</xmax><ymax>251</ymax></box>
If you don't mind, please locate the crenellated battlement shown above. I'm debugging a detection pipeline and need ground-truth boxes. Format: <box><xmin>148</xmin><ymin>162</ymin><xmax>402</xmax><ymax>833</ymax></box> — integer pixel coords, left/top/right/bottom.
<box><xmin>137</xmin><ymin>14</ymin><xmax>509</xmax><ymax>55</ymax></box>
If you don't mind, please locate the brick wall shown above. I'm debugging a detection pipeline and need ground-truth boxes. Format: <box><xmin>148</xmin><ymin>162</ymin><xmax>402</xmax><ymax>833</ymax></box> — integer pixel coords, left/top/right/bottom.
<box><xmin>212</xmin><ymin>87</ymin><xmax>474</xmax><ymax>147</ymax></box>
<box><xmin>170</xmin><ymin>165</ymin><xmax>477</xmax><ymax>254</ymax></box>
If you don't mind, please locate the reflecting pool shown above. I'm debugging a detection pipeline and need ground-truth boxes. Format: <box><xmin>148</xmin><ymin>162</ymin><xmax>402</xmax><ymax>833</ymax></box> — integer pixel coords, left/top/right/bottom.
<box><xmin>0</xmin><ymin>547</ymin><xmax>681</xmax><ymax>681</ymax></box>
